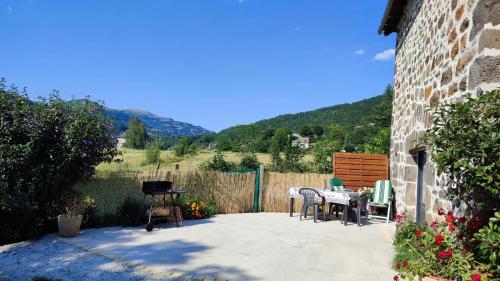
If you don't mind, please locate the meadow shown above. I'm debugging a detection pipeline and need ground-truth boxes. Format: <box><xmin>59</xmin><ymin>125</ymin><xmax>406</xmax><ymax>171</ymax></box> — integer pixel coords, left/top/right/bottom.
<box><xmin>97</xmin><ymin>148</ymin><xmax>313</xmax><ymax>172</ymax></box>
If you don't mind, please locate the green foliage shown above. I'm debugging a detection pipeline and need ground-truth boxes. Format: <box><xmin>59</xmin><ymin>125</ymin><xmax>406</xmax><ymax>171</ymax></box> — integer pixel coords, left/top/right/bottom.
<box><xmin>423</xmin><ymin>91</ymin><xmax>499</xmax><ymax>209</ymax></box>
<box><xmin>311</xmin><ymin>139</ymin><xmax>342</xmax><ymax>173</ymax></box>
<box><xmin>374</xmin><ymin>84</ymin><xmax>394</xmax><ymax>128</ymax></box>
<box><xmin>299</xmin><ymin>125</ymin><xmax>313</xmax><ymax>136</ymax></box>
<box><xmin>200</xmin><ymin>152</ymin><xmax>237</xmax><ymax>172</ymax></box>
<box><xmin>143</xmin><ymin>139</ymin><xmax>161</xmax><ymax>165</ymax></box>
<box><xmin>393</xmin><ymin>212</ymin><xmax>482</xmax><ymax>281</ymax></box>
<box><xmin>180</xmin><ymin>195</ymin><xmax>217</xmax><ymax>220</ymax></box>
<box><xmin>312</xmin><ymin>125</ymin><xmax>324</xmax><ymax>137</ymax></box>
<box><xmin>174</xmin><ymin>137</ymin><xmax>198</xmax><ymax>157</ymax></box>
<box><xmin>239</xmin><ymin>153</ymin><xmax>260</xmax><ymax>170</ymax></box>
<box><xmin>118</xmin><ymin>197</ymin><xmax>147</xmax><ymax>226</ymax></box>
<box><xmin>215</xmin><ymin>92</ymin><xmax>392</xmax><ymax>155</ymax></box>
<box><xmin>364</xmin><ymin>127</ymin><xmax>391</xmax><ymax>155</ymax></box>
<box><xmin>473</xmin><ymin>212</ymin><xmax>500</xmax><ymax>275</ymax></box>
<box><xmin>124</xmin><ymin>117</ymin><xmax>147</xmax><ymax>149</ymax></box>
<box><xmin>0</xmin><ymin>80</ymin><xmax>118</xmax><ymax>244</ymax></box>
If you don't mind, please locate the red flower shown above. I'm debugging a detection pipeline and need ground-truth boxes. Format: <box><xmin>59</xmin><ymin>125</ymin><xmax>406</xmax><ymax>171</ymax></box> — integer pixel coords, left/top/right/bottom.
<box><xmin>395</xmin><ymin>262</ymin><xmax>400</xmax><ymax>269</ymax></box>
<box><xmin>471</xmin><ymin>273</ymin><xmax>481</xmax><ymax>281</ymax></box>
<box><xmin>403</xmin><ymin>260</ymin><xmax>408</xmax><ymax>268</ymax></box>
<box><xmin>437</xmin><ymin>208</ymin><xmax>445</xmax><ymax>215</ymax></box>
<box><xmin>448</xmin><ymin>224</ymin><xmax>455</xmax><ymax>232</ymax></box>
<box><xmin>393</xmin><ymin>275</ymin><xmax>399</xmax><ymax>281</ymax></box>
<box><xmin>458</xmin><ymin>217</ymin><xmax>466</xmax><ymax>225</ymax></box>
<box><xmin>447</xmin><ymin>210</ymin><xmax>453</xmax><ymax>216</ymax></box>
<box><xmin>430</xmin><ymin>221</ymin><xmax>439</xmax><ymax>229</ymax></box>
<box><xmin>446</xmin><ymin>215</ymin><xmax>454</xmax><ymax>223</ymax></box>
<box><xmin>416</xmin><ymin>229</ymin><xmax>424</xmax><ymax>238</ymax></box>
<box><xmin>434</xmin><ymin>234</ymin><xmax>444</xmax><ymax>245</ymax></box>
<box><xmin>437</xmin><ymin>249</ymin><xmax>453</xmax><ymax>260</ymax></box>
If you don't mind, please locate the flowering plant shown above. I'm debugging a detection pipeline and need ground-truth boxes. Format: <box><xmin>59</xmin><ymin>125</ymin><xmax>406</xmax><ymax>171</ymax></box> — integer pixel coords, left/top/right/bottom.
<box><xmin>180</xmin><ymin>197</ymin><xmax>216</xmax><ymax>220</ymax></box>
<box><xmin>62</xmin><ymin>195</ymin><xmax>97</xmax><ymax>218</ymax></box>
<box><xmin>393</xmin><ymin>209</ymin><xmax>492</xmax><ymax>281</ymax></box>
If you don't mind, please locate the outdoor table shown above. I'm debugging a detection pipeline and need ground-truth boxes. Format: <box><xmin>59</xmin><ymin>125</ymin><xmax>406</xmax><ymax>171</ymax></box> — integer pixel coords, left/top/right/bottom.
<box><xmin>288</xmin><ymin>187</ymin><xmax>359</xmax><ymax>225</ymax></box>
<box><xmin>164</xmin><ymin>189</ymin><xmax>188</xmax><ymax>227</ymax></box>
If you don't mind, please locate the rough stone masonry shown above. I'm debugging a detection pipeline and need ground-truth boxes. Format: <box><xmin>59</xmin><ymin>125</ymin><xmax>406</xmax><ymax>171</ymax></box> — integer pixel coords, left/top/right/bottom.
<box><xmin>380</xmin><ymin>0</ymin><xmax>499</xmax><ymax>222</ymax></box>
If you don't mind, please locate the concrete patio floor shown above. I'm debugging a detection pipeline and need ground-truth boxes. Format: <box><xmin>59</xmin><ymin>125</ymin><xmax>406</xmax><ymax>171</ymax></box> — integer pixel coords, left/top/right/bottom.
<box><xmin>65</xmin><ymin>213</ymin><xmax>396</xmax><ymax>281</ymax></box>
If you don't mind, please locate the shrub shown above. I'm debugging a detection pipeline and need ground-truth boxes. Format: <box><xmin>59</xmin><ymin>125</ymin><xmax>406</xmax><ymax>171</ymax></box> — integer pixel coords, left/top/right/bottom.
<box><xmin>393</xmin><ymin>210</ymin><xmax>492</xmax><ymax>281</ymax></box>
<box><xmin>143</xmin><ymin>139</ymin><xmax>161</xmax><ymax>165</ymax></box>
<box><xmin>174</xmin><ymin>137</ymin><xmax>198</xmax><ymax>157</ymax></box>
<box><xmin>180</xmin><ymin>195</ymin><xmax>216</xmax><ymax>220</ymax></box>
<box><xmin>473</xmin><ymin>212</ymin><xmax>500</xmax><ymax>275</ymax></box>
<box><xmin>199</xmin><ymin>152</ymin><xmax>237</xmax><ymax>172</ymax></box>
<box><xmin>423</xmin><ymin>91</ymin><xmax>499</xmax><ymax>209</ymax></box>
<box><xmin>0</xmin><ymin>82</ymin><xmax>118</xmax><ymax>243</ymax></box>
<box><xmin>311</xmin><ymin>139</ymin><xmax>342</xmax><ymax>173</ymax></box>
<box><xmin>239</xmin><ymin>153</ymin><xmax>260</xmax><ymax>170</ymax></box>
<box><xmin>118</xmin><ymin>197</ymin><xmax>147</xmax><ymax>226</ymax></box>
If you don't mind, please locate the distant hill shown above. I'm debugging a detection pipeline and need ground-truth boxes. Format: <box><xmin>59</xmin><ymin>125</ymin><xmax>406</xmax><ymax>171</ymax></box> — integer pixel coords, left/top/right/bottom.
<box><xmin>104</xmin><ymin>108</ymin><xmax>211</xmax><ymax>137</ymax></box>
<box><xmin>219</xmin><ymin>94</ymin><xmax>385</xmax><ymax>135</ymax></box>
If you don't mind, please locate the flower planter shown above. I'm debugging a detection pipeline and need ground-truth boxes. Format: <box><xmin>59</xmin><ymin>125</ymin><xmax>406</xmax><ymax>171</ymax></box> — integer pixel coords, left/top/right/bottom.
<box><xmin>57</xmin><ymin>214</ymin><xmax>83</xmax><ymax>237</ymax></box>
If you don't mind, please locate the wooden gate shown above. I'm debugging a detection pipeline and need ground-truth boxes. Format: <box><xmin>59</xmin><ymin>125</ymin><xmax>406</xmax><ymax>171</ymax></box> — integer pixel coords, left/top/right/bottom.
<box><xmin>333</xmin><ymin>152</ymin><xmax>389</xmax><ymax>190</ymax></box>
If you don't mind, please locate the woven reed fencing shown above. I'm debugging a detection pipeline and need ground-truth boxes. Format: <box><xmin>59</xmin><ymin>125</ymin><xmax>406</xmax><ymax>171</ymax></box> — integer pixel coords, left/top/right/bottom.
<box><xmin>74</xmin><ymin>170</ymin><xmax>256</xmax><ymax>215</ymax></box>
<box><xmin>261</xmin><ymin>172</ymin><xmax>332</xmax><ymax>212</ymax></box>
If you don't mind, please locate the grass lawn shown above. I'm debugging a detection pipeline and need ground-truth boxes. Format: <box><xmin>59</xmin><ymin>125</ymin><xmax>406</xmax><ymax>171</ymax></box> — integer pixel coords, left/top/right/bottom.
<box><xmin>96</xmin><ymin>148</ymin><xmax>287</xmax><ymax>172</ymax></box>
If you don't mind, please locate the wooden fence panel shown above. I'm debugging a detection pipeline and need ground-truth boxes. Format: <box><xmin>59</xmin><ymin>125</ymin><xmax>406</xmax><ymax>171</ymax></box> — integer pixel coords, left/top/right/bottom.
<box><xmin>333</xmin><ymin>152</ymin><xmax>389</xmax><ymax>191</ymax></box>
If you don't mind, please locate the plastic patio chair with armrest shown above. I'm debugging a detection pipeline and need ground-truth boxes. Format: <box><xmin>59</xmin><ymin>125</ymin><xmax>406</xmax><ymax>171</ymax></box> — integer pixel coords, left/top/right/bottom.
<box><xmin>299</xmin><ymin>188</ymin><xmax>325</xmax><ymax>223</ymax></box>
<box><xmin>349</xmin><ymin>192</ymin><xmax>371</xmax><ymax>226</ymax></box>
<box><xmin>368</xmin><ymin>180</ymin><xmax>393</xmax><ymax>223</ymax></box>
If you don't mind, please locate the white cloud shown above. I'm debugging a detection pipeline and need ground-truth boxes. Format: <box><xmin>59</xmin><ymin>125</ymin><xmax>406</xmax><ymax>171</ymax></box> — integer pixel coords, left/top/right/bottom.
<box><xmin>374</xmin><ymin>48</ymin><xmax>395</xmax><ymax>61</ymax></box>
<box><xmin>6</xmin><ymin>6</ymin><xmax>13</xmax><ymax>12</ymax></box>
<box><xmin>354</xmin><ymin>49</ymin><xmax>365</xmax><ymax>55</ymax></box>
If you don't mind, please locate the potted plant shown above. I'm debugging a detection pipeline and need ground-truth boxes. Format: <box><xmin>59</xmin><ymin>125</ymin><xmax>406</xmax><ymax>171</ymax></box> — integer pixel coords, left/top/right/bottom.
<box><xmin>58</xmin><ymin>196</ymin><xmax>96</xmax><ymax>237</ymax></box>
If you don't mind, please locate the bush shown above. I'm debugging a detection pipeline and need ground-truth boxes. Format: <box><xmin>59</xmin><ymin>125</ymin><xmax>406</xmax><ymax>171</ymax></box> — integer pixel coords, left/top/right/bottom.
<box><xmin>393</xmin><ymin>210</ymin><xmax>493</xmax><ymax>281</ymax></box>
<box><xmin>180</xmin><ymin>195</ymin><xmax>216</xmax><ymax>220</ymax></box>
<box><xmin>174</xmin><ymin>137</ymin><xmax>198</xmax><ymax>157</ymax></box>
<box><xmin>423</xmin><ymin>91</ymin><xmax>499</xmax><ymax>209</ymax></box>
<box><xmin>118</xmin><ymin>197</ymin><xmax>147</xmax><ymax>226</ymax></box>
<box><xmin>473</xmin><ymin>212</ymin><xmax>500</xmax><ymax>275</ymax></box>
<box><xmin>239</xmin><ymin>153</ymin><xmax>260</xmax><ymax>170</ymax></box>
<box><xmin>0</xmin><ymin>81</ymin><xmax>119</xmax><ymax>244</ymax></box>
<box><xmin>200</xmin><ymin>152</ymin><xmax>237</xmax><ymax>172</ymax></box>
<box><xmin>310</xmin><ymin>139</ymin><xmax>342</xmax><ymax>173</ymax></box>
<box><xmin>143</xmin><ymin>140</ymin><xmax>161</xmax><ymax>165</ymax></box>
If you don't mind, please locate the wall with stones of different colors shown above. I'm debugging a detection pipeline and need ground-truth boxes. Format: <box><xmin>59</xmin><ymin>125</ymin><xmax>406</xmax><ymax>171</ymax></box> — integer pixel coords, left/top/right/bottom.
<box><xmin>390</xmin><ymin>0</ymin><xmax>499</xmax><ymax>222</ymax></box>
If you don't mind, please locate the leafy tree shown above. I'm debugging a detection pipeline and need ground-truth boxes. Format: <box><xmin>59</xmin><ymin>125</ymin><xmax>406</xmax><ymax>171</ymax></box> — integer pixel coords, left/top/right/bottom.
<box><xmin>423</xmin><ymin>91</ymin><xmax>499</xmax><ymax>209</ymax></box>
<box><xmin>311</xmin><ymin>139</ymin><xmax>342</xmax><ymax>173</ymax></box>
<box><xmin>312</xmin><ymin>125</ymin><xmax>324</xmax><ymax>137</ymax></box>
<box><xmin>374</xmin><ymin>84</ymin><xmax>393</xmax><ymax>129</ymax></box>
<box><xmin>269</xmin><ymin>127</ymin><xmax>292</xmax><ymax>166</ymax></box>
<box><xmin>0</xmin><ymin>80</ymin><xmax>118</xmax><ymax>243</ymax></box>
<box><xmin>325</xmin><ymin>124</ymin><xmax>345</xmax><ymax>143</ymax></box>
<box><xmin>215</xmin><ymin>135</ymin><xmax>233</xmax><ymax>151</ymax></box>
<box><xmin>364</xmin><ymin>127</ymin><xmax>391</xmax><ymax>155</ymax></box>
<box><xmin>124</xmin><ymin>117</ymin><xmax>147</xmax><ymax>149</ymax></box>
<box><xmin>174</xmin><ymin>137</ymin><xmax>198</xmax><ymax>157</ymax></box>
<box><xmin>143</xmin><ymin>139</ymin><xmax>161</xmax><ymax>165</ymax></box>
<box><xmin>299</xmin><ymin>125</ymin><xmax>313</xmax><ymax>136</ymax></box>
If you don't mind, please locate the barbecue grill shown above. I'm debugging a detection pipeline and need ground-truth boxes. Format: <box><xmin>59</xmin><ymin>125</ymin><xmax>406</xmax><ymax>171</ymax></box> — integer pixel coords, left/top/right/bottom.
<box><xmin>142</xmin><ymin>181</ymin><xmax>172</xmax><ymax>232</ymax></box>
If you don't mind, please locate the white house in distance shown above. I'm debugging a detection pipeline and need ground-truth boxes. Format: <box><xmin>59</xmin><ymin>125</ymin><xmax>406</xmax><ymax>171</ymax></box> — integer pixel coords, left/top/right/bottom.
<box><xmin>292</xmin><ymin>133</ymin><xmax>310</xmax><ymax>149</ymax></box>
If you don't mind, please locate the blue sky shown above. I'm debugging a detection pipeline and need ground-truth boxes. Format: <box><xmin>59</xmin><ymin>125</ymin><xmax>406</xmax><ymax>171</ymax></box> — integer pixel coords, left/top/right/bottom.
<box><xmin>0</xmin><ymin>0</ymin><xmax>396</xmax><ymax>132</ymax></box>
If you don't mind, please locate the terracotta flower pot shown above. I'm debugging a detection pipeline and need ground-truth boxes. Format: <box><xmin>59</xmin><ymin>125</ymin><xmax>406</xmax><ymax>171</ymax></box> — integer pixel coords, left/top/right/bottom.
<box><xmin>57</xmin><ymin>214</ymin><xmax>83</xmax><ymax>237</ymax></box>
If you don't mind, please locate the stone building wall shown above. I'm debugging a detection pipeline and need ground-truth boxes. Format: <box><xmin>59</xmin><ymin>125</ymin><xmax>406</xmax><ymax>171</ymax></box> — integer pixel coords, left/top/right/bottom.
<box><xmin>390</xmin><ymin>0</ymin><xmax>499</xmax><ymax>222</ymax></box>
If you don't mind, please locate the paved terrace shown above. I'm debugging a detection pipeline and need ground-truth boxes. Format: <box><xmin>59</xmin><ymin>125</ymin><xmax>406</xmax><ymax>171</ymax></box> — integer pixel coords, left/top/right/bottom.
<box><xmin>0</xmin><ymin>213</ymin><xmax>396</xmax><ymax>281</ymax></box>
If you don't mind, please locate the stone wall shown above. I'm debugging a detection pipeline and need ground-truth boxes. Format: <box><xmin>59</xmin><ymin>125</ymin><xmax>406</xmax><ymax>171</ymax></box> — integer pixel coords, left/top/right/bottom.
<box><xmin>390</xmin><ymin>0</ymin><xmax>500</xmax><ymax>222</ymax></box>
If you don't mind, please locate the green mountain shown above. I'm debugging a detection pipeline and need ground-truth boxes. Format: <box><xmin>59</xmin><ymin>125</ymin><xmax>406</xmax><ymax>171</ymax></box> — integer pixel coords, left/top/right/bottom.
<box><xmin>219</xmin><ymin>94</ymin><xmax>385</xmax><ymax>135</ymax></box>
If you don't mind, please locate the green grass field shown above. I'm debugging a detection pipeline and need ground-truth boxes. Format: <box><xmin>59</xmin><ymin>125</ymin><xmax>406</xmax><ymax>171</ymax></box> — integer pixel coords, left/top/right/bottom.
<box><xmin>96</xmin><ymin>148</ymin><xmax>286</xmax><ymax>172</ymax></box>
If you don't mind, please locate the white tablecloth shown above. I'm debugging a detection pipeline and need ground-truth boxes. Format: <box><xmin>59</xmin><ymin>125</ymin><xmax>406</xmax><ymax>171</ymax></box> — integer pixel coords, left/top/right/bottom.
<box><xmin>288</xmin><ymin>187</ymin><xmax>352</xmax><ymax>205</ymax></box>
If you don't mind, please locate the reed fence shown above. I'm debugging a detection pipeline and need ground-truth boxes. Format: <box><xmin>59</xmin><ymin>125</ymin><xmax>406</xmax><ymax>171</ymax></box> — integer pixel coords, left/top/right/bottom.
<box><xmin>261</xmin><ymin>172</ymin><xmax>332</xmax><ymax>212</ymax></box>
<box><xmin>75</xmin><ymin>170</ymin><xmax>256</xmax><ymax>215</ymax></box>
